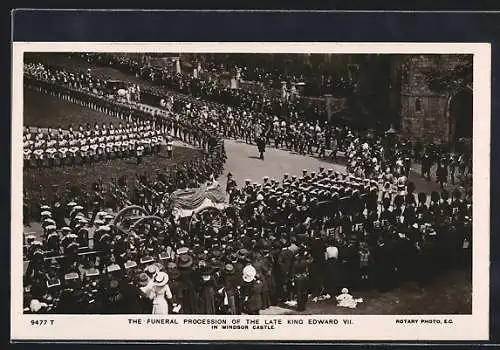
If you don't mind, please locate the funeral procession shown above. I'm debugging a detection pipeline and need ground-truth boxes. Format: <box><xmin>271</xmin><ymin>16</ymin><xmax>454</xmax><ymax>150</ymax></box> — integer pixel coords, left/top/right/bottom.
<box><xmin>21</xmin><ymin>52</ymin><xmax>473</xmax><ymax>316</ymax></box>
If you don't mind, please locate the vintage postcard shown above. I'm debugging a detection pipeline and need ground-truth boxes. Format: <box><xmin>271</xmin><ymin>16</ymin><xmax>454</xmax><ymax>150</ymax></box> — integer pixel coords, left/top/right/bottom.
<box><xmin>11</xmin><ymin>42</ymin><xmax>490</xmax><ymax>341</ymax></box>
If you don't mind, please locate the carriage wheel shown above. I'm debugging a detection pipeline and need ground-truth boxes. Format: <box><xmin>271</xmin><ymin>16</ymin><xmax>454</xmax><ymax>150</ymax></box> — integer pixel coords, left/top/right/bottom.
<box><xmin>112</xmin><ymin>205</ymin><xmax>150</xmax><ymax>230</ymax></box>
<box><xmin>130</xmin><ymin>215</ymin><xmax>167</xmax><ymax>236</ymax></box>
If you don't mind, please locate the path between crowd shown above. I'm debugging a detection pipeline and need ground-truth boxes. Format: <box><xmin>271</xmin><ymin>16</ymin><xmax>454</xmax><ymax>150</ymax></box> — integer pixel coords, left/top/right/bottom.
<box><xmin>218</xmin><ymin>139</ymin><xmax>449</xmax><ymax>195</ymax></box>
<box><xmin>219</xmin><ymin>139</ymin><xmax>345</xmax><ymax>187</ymax></box>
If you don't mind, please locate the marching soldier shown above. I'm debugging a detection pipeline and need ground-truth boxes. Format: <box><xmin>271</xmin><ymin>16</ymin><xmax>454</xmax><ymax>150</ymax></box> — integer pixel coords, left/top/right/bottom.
<box><xmin>121</xmin><ymin>135</ymin><xmax>130</xmax><ymax>158</ymax></box>
<box><xmin>136</xmin><ymin>139</ymin><xmax>145</xmax><ymax>165</ymax></box>
<box><xmin>80</xmin><ymin>137</ymin><xmax>90</xmax><ymax>165</ymax></box>
<box><xmin>68</xmin><ymin>134</ymin><xmax>79</xmax><ymax>165</ymax></box>
<box><xmin>89</xmin><ymin>142</ymin><xmax>99</xmax><ymax>164</ymax></box>
<box><xmin>23</xmin><ymin>142</ymin><xmax>32</xmax><ymax>169</ymax></box>
<box><xmin>114</xmin><ymin>135</ymin><xmax>122</xmax><ymax>158</ymax></box>
<box><xmin>166</xmin><ymin>138</ymin><xmax>173</xmax><ymax>158</ymax></box>
<box><xmin>33</xmin><ymin>147</ymin><xmax>45</xmax><ymax>168</ymax></box>
<box><xmin>106</xmin><ymin>135</ymin><xmax>115</xmax><ymax>160</ymax></box>
<box><xmin>58</xmin><ymin>135</ymin><xmax>69</xmax><ymax>166</ymax></box>
<box><xmin>150</xmin><ymin>132</ymin><xmax>159</xmax><ymax>154</ymax></box>
<box><xmin>143</xmin><ymin>133</ymin><xmax>152</xmax><ymax>155</ymax></box>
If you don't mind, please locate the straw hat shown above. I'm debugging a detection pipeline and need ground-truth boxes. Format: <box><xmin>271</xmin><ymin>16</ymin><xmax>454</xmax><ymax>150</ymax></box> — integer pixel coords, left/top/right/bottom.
<box><xmin>152</xmin><ymin>271</ymin><xmax>169</xmax><ymax>287</ymax></box>
<box><xmin>242</xmin><ymin>265</ymin><xmax>257</xmax><ymax>283</ymax></box>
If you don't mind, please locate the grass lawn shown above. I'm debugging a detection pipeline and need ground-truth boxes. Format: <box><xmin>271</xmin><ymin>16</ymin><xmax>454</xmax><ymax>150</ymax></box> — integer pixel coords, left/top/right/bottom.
<box><xmin>24</xmin><ymin>88</ymin><xmax>127</xmax><ymax>129</ymax></box>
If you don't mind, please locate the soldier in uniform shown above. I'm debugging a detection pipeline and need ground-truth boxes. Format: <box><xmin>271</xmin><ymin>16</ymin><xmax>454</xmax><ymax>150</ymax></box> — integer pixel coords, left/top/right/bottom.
<box><xmin>226</xmin><ymin>172</ymin><xmax>237</xmax><ymax>195</ymax></box>
<box><xmin>136</xmin><ymin>139</ymin><xmax>145</xmax><ymax>165</ymax></box>
<box><xmin>436</xmin><ymin>159</ymin><xmax>448</xmax><ymax>190</ymax></box>
<box><xmin>166</xmin><ymin>137</ymin><xmax>173</xmax><ymax>158</ymax></box>
<box><xmin>421</xmin><ymin>149</ymin><xmax>432</xmax><ymax>181</ymax></box>
<box><xmin>256</xmin><ymin>134</ymin><xmax>266</xmax><ymax>160</ymax></box>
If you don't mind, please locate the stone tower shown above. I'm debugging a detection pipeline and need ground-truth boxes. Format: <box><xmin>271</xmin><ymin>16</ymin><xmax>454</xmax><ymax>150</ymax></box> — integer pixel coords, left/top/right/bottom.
<box><xmin>397</xmin><ymin>54</ymin><xmax>472</xmax><ymax>146</ymax></box>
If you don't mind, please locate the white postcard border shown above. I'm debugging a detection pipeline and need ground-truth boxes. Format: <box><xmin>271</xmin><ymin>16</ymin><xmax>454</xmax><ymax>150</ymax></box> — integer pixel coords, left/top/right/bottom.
<box><xmin>11</xmin><ymin>42</ymin><xmax>491</xmax><ymax>341</ymax></box>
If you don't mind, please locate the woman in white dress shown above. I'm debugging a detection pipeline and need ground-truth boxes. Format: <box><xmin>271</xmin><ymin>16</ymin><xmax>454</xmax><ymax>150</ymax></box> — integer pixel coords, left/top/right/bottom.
<box><xmin>151</xmin><ymin>272</ymin><xmax>173</xmax><ymax>315</ymax></box>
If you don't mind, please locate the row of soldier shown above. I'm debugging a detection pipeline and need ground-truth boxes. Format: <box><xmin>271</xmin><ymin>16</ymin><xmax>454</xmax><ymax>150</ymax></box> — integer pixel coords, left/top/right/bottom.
<box><xmin>22</xmin><ymin>74</ymin><xmax>229</xmax><ymax>218</ymax></box>
<box><xmin>164</xmin><ymin>90</ymin><xmax>471</xmax><ymax>189</ymax></box>
<box><xmin>23</xmin><ymin>122</ymin><xmax>170</xmax><ymax>168</ymax></box>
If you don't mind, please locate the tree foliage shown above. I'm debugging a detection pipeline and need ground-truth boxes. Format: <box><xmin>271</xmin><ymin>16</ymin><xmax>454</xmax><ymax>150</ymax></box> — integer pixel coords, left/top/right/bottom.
<box><xmin>422</xmin><ymin>56</ymin><xmax>473</xmax><ymax>94</ymax></box>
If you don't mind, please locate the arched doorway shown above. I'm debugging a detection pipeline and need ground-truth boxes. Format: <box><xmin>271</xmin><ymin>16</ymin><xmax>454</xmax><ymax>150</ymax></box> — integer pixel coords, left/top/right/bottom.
<box><xmin>449</xmin><ymin>89</ymin><xmax>473</xmax><ymax>148</ymax></box>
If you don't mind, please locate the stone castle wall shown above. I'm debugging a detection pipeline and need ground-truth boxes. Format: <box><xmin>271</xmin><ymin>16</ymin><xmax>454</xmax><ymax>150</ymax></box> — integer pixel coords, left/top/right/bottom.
<box><xmin>399</xmin><ymin>54</ymin><xmax>470</xmax><ymax>145</ymax></box>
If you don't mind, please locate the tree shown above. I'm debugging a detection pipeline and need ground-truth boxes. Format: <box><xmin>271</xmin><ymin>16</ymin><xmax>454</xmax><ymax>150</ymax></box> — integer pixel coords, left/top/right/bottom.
<box><xmin>422</xmin><ymin>55</ymin><xmax>473</xmax><ymax>94</ymax></box>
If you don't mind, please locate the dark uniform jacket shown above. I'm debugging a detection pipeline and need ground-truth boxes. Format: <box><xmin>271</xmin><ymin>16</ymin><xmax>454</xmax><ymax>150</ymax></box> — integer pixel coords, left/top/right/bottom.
<box><xmin>242</xmin><ymin>280</ymin><xmax>263</xmax><ymax>313</ymax></box>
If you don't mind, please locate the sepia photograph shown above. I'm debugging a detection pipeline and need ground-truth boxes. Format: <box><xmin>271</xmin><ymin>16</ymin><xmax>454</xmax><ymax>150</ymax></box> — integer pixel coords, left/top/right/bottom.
<box><xmin>11</xmin><ymin>42</ymin><xmax>490</xmax><ymax>341</ymax></box>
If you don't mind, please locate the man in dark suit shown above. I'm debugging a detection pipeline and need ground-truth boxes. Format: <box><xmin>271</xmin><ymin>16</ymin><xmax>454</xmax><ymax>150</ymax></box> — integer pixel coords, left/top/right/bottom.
<box><xmin>293</xmin><ymin>250</ymin><xmax>310</xmax><ymax>312</ymax></box>
<box><xmin>226</xmin><ymin>172</ymin><xmax>237</xmax><ymax>195</ymax></box>
<box><xmin>421</xmin><ymin>149</ymin><xmax>431</xmax><ymax>181</ymax></box>
<box><xmin>256</xmin><ymin>134</ymin><xmax>266</xmax><ymax>160</ymax></box>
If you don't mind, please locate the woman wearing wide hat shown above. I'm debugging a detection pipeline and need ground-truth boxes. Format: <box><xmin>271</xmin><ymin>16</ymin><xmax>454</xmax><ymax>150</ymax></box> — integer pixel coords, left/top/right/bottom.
<box><xmin>219</xmin><ymin>263</ymin><xmax>239</xmax><ymax>315</ymax></box>
<box><xmin>198</xmin><ymin>265</ymin><xmax>217</xmax><ymax>314</ymax></box>
<box><xmin>324</xmin><ymin>245</ymin><xmax>340</xmax><ymax>298</ymax></box>
<box><xmin>176</xmin><ymin>254</ymin><xmax>198</xmax><ymax>314</ymax></box>
<box><xmin>151</xmin><ymin>271</ymin><xmax>173</xmax><ymax>315</ymax></box>
<box><xmin>241</xmin><ymin>265</ymin><xmax>263</xmax><ymax>315</ymax></box>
